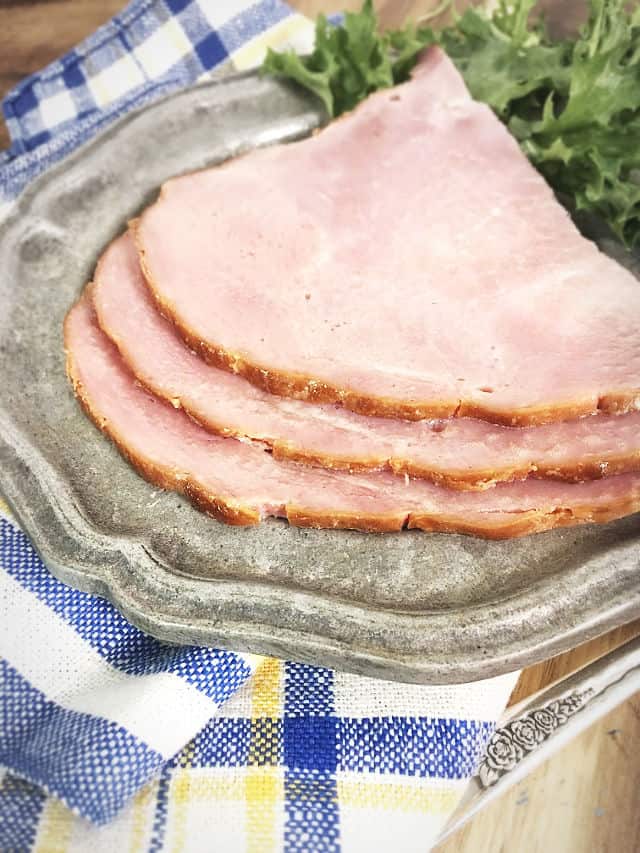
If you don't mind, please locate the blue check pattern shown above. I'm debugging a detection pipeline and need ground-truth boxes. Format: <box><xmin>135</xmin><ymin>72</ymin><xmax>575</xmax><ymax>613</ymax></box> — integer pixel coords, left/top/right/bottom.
<box><xmin>4</xmin><ymin>0</ymin><xmax>291</xmax><ymax>156</ymax></box>
<box><xmin>0</xmin><ymin>0</ymin><xmax>308</xmax><ymax>199</ymax></box>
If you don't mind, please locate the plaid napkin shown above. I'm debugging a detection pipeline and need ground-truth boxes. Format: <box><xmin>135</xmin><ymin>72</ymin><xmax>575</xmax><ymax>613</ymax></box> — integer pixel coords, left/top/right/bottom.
<box><xmin>0</xmin><ymin>2</ymin><xmax>520</xmax><ymax>850</ymax></box>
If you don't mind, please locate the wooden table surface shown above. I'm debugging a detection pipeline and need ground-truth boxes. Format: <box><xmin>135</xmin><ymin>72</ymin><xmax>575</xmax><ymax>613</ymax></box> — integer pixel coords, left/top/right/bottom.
<box><xmin>1</xmin><ymin>1</ymin><xmax>639</xmax><ymax>850</ymax></box>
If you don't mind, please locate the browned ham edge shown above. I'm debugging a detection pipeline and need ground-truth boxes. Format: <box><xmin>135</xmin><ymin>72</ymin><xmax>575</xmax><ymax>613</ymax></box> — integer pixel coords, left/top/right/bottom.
<box><xmin>66</xmin><ymin>294</ymin><xmax>260</xmax><ymax>527</ymax></box>
<box><xmin>138</xmin><ymin>279</ymin><xmax>640</xmax><ymax>426</ymax></box>
<box><xmin>137</xmin><ymin>230</ymin><xmax>464</xmax><ymax>422</ymax></box>
<box><xmin>120</xmin><ymin>259</ymin><xmax>640</xmax><ymax>481</ymax></box>
<box><xmin>96</xmin><ymin>233</ymin><xmax>640</xmax><ymax>491</ymax></box>
<box><xmin>133</xmin><ymin>48</ymin><xmax>640</xmax><ymax>427</ymax></box>
<box><xmin>279</xmin><ymin>449</ymin><xmax>640</xmax><ymax>487</ymax></box>
<box><xmin>65</xmin><ymin>290</ymin><xmax>640</xmax><ymax>538</ymax></box>
<box><xmin>138</xmin><ymin>228</ymin><xmax>633</xmax><ymax>427</ymax></box>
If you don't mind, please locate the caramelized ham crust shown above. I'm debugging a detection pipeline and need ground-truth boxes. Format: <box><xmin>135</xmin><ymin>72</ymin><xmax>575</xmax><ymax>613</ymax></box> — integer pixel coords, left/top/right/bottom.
<box><xmin>135</xmin><ymin>48</ymin><xmax>640</xmax><ymax>426</ymax></box>
<box><xmin>94</xmin><ymin>233</ymin><xmax>640</xmax><ymax>490</ymax></box>
<box><xmin>65</xmin><ymin>291</ymin><xmax>640</xmax><ymax>537</ymax></box>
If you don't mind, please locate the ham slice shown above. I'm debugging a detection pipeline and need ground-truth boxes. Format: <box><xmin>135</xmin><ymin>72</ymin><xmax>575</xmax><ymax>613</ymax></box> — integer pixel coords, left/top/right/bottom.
<box><xmin>135</xmin><ymin>47</ymin><xmax>640</xmax><ymax>426</ymax></box>
<box><xmin>94</xmin><ymin>233</ymin><xmax>640</xmax><ymax>490</ymax></box>
<box><xmin>65</xmin><ymin>291</ymin><xmax>640</xmax><ymax>537</ymax></box>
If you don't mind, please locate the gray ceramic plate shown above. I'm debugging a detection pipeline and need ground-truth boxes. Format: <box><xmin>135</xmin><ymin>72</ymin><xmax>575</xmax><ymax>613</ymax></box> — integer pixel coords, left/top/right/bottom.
<box><xmin>1</xmin><ymin>71</ymin><xmax>639</xmax><ymax>684</ymax></box>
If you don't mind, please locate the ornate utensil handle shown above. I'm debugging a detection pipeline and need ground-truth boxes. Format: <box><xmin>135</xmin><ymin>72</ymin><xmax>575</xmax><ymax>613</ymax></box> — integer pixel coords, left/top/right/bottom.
<box><xmin>438</xmin><ymin>635</ymin><xmax>640</xmax><ymax>844</ymax></box>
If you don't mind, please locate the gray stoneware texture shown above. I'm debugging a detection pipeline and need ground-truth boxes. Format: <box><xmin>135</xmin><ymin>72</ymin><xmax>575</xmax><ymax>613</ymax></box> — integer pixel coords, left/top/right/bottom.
<box><xmin>0</xmin><ymin>71</ymin><xmax>639</xmax><ymax>684</ymax></box>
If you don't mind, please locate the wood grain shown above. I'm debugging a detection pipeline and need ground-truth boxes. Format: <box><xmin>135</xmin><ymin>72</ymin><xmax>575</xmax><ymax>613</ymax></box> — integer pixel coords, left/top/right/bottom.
<box><xmin>1</xmin><ymin>1</ymin><xmax>639</xmax><ymax>850</ymax></box>
<box><xmin>509</xmin><ymin>620</ymin><xmax>640</xmax><ymax>707</ymax></box>
<box><xmin>435</xmin><ymin>694</ymin><xmax>640</xmax><ymax>853</ymax></box>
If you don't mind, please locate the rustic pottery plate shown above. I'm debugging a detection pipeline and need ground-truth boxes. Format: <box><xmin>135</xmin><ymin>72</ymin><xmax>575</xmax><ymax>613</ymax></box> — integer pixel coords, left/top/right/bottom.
<box><xmin>1</xmin><ymin>71</ymin><xmax>639</xmax><ymax>684</ymax></box>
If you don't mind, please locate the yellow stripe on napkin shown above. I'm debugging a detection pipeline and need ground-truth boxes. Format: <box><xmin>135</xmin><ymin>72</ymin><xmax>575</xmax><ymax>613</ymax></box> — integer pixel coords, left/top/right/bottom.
<box><xmin>337</xmin><ymin>777</ymin><xmax>460</xmax><ymax>815</ymax></box>
<box><xmin>231</xmin><ymin>15</ymin><xmax>315</xmax><ymax>71</ymax></box>
<box><xmin>246</xmin><ymin>658</ymin><xmax>284</xmax><ymax>853</ymax></box>
<box><xmin>0</xmin><ymin>497</ymin><xmax>13</xmax><ymax>520</ymax></box>
<box><xmin>32</xmin><ymin>797</ymin><xmax>74</xmax><ymax>853</ymax></box>
<box><xmin>128</xmin><ymin>777</ymin><xmax>160</xmax><ymax>853</ymax></box>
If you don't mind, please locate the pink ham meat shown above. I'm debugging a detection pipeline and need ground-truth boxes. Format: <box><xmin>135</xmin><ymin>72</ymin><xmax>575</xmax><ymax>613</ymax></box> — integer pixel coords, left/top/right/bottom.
<box><xmin>65</xmin><ymin>291</ymin><xmax>640</xmax><ymax>537</ymax></box>
<box><xmin>94</xmin><ymin>233</ymin><xmax>640</xmax><ymax>490</ymax></box>
<box><xmin>135</xmin><ymin>47</ymin><xmax>640</xmax><ymax>427</ymax></box>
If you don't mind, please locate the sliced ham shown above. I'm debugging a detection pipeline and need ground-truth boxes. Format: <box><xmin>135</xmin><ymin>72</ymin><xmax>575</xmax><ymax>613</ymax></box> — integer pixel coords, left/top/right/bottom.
<box><xmin>65</xmin><ymin>291</ymin><xmax>640</xmax><ymax>538</ymax></box>
<box><xmin>135</xmin><ymin>47</ymin><xmax>640</xmax><ymax>427</ymax></box>
<box><xmin>94</xmin><ymin>233</ymin><xmax>640</xmax><ymax>490</ymax></box>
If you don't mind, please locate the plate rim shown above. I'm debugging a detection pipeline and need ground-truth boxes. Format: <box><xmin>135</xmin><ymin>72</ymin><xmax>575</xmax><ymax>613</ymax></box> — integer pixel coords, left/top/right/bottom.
<box><xmin>1</xmin><ymin>69</ymin><xmax>639</xmax><ymax>684</ymax></box>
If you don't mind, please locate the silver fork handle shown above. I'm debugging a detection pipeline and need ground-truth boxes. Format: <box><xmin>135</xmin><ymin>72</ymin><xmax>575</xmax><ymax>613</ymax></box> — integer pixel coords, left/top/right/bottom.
<box><xmin>437</xmin><ymin>634</ymin><xmax>640</xmax><ymax>844</ymax></box>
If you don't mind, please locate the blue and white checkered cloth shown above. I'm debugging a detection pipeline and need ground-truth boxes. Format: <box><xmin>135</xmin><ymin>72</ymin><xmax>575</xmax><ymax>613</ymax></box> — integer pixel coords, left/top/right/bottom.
<box><xmin>0</xmin><ymin>3</ymin><xmax>520</xmax><ymax>850</ymax></box>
